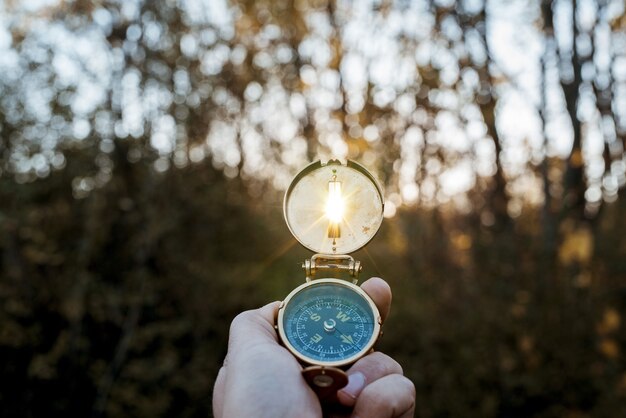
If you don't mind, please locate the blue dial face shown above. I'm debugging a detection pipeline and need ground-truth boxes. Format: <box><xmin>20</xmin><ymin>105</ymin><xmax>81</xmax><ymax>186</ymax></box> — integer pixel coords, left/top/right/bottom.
<box><xmin>282</xmin><ymin>282</ymin><xmax>377</xmax><ymax>363</ymax></box>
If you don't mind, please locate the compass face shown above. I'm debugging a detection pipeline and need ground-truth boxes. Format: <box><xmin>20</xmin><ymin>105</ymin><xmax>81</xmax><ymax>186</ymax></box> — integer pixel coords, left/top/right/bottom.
<box><xmin>278</xmin><ymin>280</ymin><xmax>380</xmax><ymax>366</ymax></box>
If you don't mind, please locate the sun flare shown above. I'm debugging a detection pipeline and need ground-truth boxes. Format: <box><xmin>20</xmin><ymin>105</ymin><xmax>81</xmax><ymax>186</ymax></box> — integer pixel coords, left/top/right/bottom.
<box><xmin>325</xmin><ymin>180</ymin><xmax>344</xmax><ymax>224</ymax></box>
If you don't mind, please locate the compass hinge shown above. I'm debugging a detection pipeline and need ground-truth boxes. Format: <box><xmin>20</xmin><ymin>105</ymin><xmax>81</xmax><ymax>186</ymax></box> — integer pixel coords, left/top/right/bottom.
<box><xmin>303</xmin><ymin>254</ymin><xmax>361</xmax><ymax>283</ymax></box>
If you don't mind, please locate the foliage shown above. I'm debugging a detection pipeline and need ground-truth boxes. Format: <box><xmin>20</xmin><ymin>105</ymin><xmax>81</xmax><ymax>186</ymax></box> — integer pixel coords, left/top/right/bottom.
<box><xmin>1</xmin><ymin>0</ymin><xmax>626</xmax><ymax>417</ymax></box>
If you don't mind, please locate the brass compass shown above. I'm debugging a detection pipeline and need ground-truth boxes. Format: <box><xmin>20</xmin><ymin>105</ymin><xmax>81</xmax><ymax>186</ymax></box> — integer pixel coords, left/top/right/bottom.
<box><xmin>276</xmin><ymin>159</ymin><xmax>385</xmax><ymax>400</ymax></box>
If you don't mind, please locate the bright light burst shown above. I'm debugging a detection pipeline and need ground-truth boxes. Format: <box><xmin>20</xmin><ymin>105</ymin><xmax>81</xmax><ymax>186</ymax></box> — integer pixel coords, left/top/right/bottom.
<box><xmin>325</xmin><ymin>180</ymin><xmax>344</xmax><ymax>224</ymax></box>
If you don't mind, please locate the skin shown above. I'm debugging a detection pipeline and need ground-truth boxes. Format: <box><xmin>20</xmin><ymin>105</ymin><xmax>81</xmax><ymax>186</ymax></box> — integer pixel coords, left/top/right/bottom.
<box><xmin>213</xmin><ymin>277</ymin><xmax>416</xmax><ymax>418</ymax></box>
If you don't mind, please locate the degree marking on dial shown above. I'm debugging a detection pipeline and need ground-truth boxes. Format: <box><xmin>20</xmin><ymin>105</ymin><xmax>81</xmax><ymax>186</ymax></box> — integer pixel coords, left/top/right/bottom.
<box><xmin>283</xmin><ymin>284</ymin><xmax>377</xmax><ymax>362</ymax></box>
<box><xmin>294</xmin><ymin>304</ymin><xmax>365</xmax><ymax>353</ymax></box>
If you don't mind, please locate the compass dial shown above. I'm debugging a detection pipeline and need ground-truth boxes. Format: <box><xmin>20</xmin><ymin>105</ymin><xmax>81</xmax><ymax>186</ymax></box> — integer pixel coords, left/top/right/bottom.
<box><xmin>278</xmin><ymin>280</ymin><xmax>380</xmax><ymax>366</ymax></box>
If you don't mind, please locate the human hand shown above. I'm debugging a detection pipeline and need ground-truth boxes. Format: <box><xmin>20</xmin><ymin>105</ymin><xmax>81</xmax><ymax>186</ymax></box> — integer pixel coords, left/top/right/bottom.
<box><xmin>212</xmin><ymin>277</ymin><xmax>415</xmax><ymax>418</ymax></box>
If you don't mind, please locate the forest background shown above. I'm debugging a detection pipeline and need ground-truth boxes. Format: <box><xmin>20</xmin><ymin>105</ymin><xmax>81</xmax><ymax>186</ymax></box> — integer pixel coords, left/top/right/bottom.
<box><xmin>1</xmin><ymin>0</ymin><xmax>626</xmax><ymax>417</ymax></box>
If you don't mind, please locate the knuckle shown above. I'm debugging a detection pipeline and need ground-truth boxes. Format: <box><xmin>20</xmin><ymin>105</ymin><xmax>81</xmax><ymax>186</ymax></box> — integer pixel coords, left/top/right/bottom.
<box><xmin>355</xmin><ymin>375</ymin><xmax>415</xmax><ymax>418</ymax></box>
<box><xmin>363</xmin><ymin>386</ymin><xmax>389</xmax><ymax>410</ymax></box>
<box><xmin>390</xmin><ymin>357</ymin><xmax>403</xmax><ymax>375</ymax></box>
<box><xmin>400</xmin><ymin>377</ymin><xmax>416</xmax><ymax>415</ymax></box>
<box><xmin>404</xmin><ymin>376</ymin><xmax>416</xmax><ymax>398</ymax></box>
<box><xmin>229</xmin><ymin>309</ymin><xmax>256</xmax><ymax>331</ymax></box>
<box><xmin>387</xmin><ymin>376</ymin><xmax>416</xmax><ymax>414</ymax></box>
<box><xmin>367</xmin><ymin>351</ymin><xmax>403</xmax><ymax>376</ymax></box>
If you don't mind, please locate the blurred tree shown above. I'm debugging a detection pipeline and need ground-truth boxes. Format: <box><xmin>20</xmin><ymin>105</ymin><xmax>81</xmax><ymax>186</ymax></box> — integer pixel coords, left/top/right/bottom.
<box><xmin>1</xmin><ymin>0</ymin><xmax>626</xmax><ymax>417</ymax></box>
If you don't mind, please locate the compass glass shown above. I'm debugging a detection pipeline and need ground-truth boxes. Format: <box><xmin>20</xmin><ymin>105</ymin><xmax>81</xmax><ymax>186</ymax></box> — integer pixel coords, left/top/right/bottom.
<box><xmin>281</xmin><ymin>281</ymin><xmax>378</xmax><ymax>364</ymax></box>
<box><xmin>284</xmin><ymin>160</ymin><xmax>384</xmax><ymax>255</ymax></box>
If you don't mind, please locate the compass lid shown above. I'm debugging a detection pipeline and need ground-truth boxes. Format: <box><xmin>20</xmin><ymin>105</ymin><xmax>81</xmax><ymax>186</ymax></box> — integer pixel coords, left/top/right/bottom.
<box><xmin>283</xmin><ymin>160</ymin><xmax>384</xmax><ymax>255</ymax></box>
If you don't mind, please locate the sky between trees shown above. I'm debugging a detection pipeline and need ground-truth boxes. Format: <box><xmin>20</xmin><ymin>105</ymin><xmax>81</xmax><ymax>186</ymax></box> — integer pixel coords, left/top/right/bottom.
<box><xmin>1</xmin><ymin>0</ymin><xmax>625</xmax><ymax>220</ymax></box>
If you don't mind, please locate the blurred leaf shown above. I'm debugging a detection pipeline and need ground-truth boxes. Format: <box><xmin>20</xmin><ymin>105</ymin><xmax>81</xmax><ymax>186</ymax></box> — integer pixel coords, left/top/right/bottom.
<box><xmin>559</xmin><ymin>224</ymin><xmax>593</xmax><ymax>265</ymax></box>
<box><xmin>598</xmin><ymin>338</ymin><xmax>620</xmax><ymax>360</ymax></box>
<box><xmin>597</xmin><ymin>308</ymin><xmax>621</xmax><ymax>335</ymax></box>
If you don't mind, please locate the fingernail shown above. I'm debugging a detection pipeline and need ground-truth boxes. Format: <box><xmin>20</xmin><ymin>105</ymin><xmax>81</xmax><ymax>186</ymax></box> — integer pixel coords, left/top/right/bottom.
<box><xmin>340</xmin><ymin>372</ymin><xmax>366</xmax><ymax>400</ymax></box>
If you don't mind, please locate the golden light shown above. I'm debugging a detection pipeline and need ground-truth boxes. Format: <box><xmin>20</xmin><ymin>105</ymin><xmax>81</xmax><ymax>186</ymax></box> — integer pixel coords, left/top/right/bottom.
<box><xmin>283</xmin><ymin>160</ymin><xmax>383</xmax><ymax>255</ymax></box>
<box><xmin>325</xmin><ymin>179</ymin><xmax>344</xmax><ymax>224</ymax></box>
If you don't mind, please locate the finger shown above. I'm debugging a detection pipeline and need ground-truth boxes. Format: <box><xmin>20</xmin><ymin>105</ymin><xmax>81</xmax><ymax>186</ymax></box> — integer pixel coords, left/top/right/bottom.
<box><xmin>337</xmin><ymin>351</ymin><xmax>403</xmax><ymax>406</ymax></box>
<box><xmin>227</xmin><ymin>301</ymin><xmax>281</xmax><ymax>355</ymax></box>
<box><xmin>215</xmin><ymin>301</ymin><xmax>281</xmax><ymax>416</ymax></box>
<box><xmin>351</xmin><ymin>374</ymin><xmax>415</xmax><ymax>418</ymax></box>
<box><xmin>212</xmin><ymin>366</ymin><xmax>227</xmax><ymax>418</ymax></box>
<box><xmin>360</xmin><ymin>277</ymin><xmax>392</xmax><ymax>323</ymax></box>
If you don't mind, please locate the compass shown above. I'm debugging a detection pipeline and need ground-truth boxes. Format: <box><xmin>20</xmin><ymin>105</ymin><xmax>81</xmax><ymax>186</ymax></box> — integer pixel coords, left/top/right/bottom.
<box><xmin>276</xmin><ymin>159</ymin><xmax>384</xmax><ymax>400</ymax></box>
